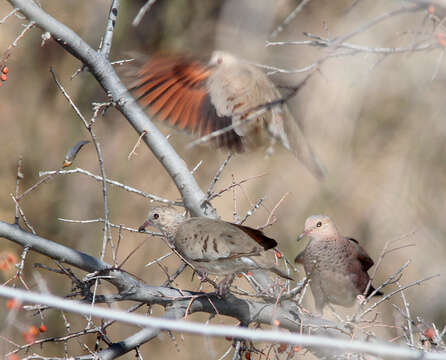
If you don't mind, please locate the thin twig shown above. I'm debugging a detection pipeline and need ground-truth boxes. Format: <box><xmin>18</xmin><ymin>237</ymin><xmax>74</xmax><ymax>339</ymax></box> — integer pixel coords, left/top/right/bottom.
<box><xmin>10</xmin><ymin>195</ymin><xmax>35</xmax><ymax>233</ymax></box>
<box><xmin>359</xmin><ymin>274</ymin><xmax>440</xmax><ymax>319</ymax></box>
<box><xmin>270</xmin><ymin>0</ymin><xmax>312</xmax><ymax>39</ymax></box>
<box><xmin>145</xmin><ymin>252</ymin><xmax>173</xmax><ymax>267</ymax></box>
<box><xmin>398</xmin><ymin>282</ymin><xmax>415</xmax><ymax>347</ymax></box>
<box><xmin>0</xmin><ymin>7</ymin><xmax>20</xmax><ymax>24</ymax></box>
<box><xmin>0</xmin><ymin>21</ymin><xmax>35</xmax><ymax>66</ymax></box>
<box><xmin>57</xmin><ymin>217</ymin><xmax>160</xmax><ymax>235</ymax></box>
<box><xmin>99</xmin><ymin>0</ymin><xmax>119</xmax><ymax>59</ymax></box>
<box><xmin>128</xmin><ymin>130</ymin><xmax>147</xmax><ymax>160</ymax></box>
<box><xmin>132</xmin><ymin>0</ymin><xmax>158</xmax><ymax>26</ymax></box>
<box><xmin>40</xmin><ymin>168</ymin><xmax>179</xmax><ymax>205</ymax></box>
<box><xmin>208</xmin><ymin>174</ymin><xmax>268</xmax><ymax>201</ymax></box>
<box><xmin>191</xmin><ymin>160</ymin><xmax>203</xmax><ymax>175</ymax></box>
<box><xmin>267</xmin><ymin>35</ymin><xmax>439</xmax><ymax>54</ymax></box>
<box><xmin>258</xmin><ymin>192</ymin><xmax>289</xmax><ymax>230</ymax></box>
<box><xmin>14</xmin><ymin>157</ymin><xmax>23</xmax><ymax>224</ymax></box>
<box><xmin>207</xmin><ymin>153</ymin><xmax>233</xmax><ymax>197</ymax></box>
<box><xmin>331</xmin><ymin>5</ymin><xmax>425</xmax><ymax>48</ymax></box>
<box><xmin>238</xmin><ymin>198</ymin><xmax>264</xmax><ymax>225</ymax></box>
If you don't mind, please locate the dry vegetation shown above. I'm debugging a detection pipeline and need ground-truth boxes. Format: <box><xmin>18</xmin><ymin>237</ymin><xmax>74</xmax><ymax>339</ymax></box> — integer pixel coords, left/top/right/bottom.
<box><xmin>0</xmin><ymin>0</ymin><xmax>446</xmax><ymax>359</ymax></box>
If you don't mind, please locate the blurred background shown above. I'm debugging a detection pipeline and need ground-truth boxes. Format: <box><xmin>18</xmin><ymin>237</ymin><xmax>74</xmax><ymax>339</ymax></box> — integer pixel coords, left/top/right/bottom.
<box><xmin>0</xmin><ymin>0</ymin><xmax>445</xmax><ymax>358</ymax></box>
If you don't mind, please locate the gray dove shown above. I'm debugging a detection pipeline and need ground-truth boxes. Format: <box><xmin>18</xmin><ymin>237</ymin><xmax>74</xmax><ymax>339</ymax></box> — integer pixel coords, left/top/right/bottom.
<box><xmin>139</xmin><ymin>207</ymin><xmax>292</xmax><ymax>294</ymax></box>
<box><xmin>295</xmin><ymin>215</ymin><xmax>383</xmax><ymax>314</ymax></box>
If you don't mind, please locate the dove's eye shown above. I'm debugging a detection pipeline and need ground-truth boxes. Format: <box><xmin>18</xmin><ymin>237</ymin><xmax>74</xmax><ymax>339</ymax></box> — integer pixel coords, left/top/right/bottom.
<box><xmin>316</xmin><ymin>221</ymin><xmax>322</xmax><ymax>227</ymax></box>
<box><xmin>153</xmin><ymin>213</ymin><xmax>159</xmax><ymax>220</ymax></box>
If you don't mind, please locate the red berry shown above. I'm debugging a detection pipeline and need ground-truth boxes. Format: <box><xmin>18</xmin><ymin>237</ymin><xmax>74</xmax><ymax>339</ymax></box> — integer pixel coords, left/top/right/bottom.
<box><xmin>6</xmin><ymin>299</ymin><xmax>21</xmax><ymax>310</ymax></box>
<box><xmin>8</xmin><ymin>354</ymin><xmax>19</xmax><ymax>360</ymax></box>
<box><xmin>437</xmin><ymin>33</ymin><xmax>446</xmax><ymax>47</ymax></box>
<box><xmin>0</xmin><ymin>74</ymin><xmax>7</xmax><ymax>81</ymax></box>
<box><xmin>0</xmin><ymin>261</ymin><xmax>7</xmax><ymax>270</ymax></box>
<box><xmin>6</xmin><ymin>253</ymin><xmax>16</xmax><ymax>263</ymax></box>
<box><xmin>5</xmin><ymin>299</ymin><xmax>14</xmax><ymax>309</ymax></box>
<box><xmin>28</xmin><ymin>325</ymin><xmax>39</xmax><ymax>336</ymax></box>
<box><xmin>39</xmin><ymin>324</ymin><xmax>47</xmax><ymax>333</ymax></box>
<box><xmin>275</xmin><ymin>250</ymin><xmax>282</xmax><ymax>258</ymax></box>
<box><xmin>1</xmin><ymin>66</ymin><xmax>8</xmax><ymax>74</ymax></box>
<box><xmin>424</xmin><ymin>328</ymin><xmax>435</xmax><ymax>339</ymax></box>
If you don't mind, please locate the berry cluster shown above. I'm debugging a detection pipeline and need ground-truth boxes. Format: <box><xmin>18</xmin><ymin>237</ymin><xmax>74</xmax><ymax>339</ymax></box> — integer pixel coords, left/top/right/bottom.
<box><xmin>0</xmin><ymin>66</ymin><xmax>8</xmax><ymax>86</ymax></box>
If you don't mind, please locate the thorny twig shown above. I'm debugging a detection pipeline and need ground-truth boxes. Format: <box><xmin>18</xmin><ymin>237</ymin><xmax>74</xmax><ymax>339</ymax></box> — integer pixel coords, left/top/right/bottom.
<box><xmin>358</xmin><ymin>274</ymin><xmax>440</xmax><ymax>319</ymax></box>
<box><xmin>207</xmin><ymin>153</ymin><xmax>233</xmax><ymax>197</ymax></box>
<box><xmin>258</xmin><ymin>192</ymin><xmax>289</xmax><ymax>230</ymax></box>
<box><xmin>270</xmin><ymin>0</ymin><xmax>312</xmax><ymax>39</ymax></box>
<box><xmin>128</xmin><ymin>130</ymin><xmax>147</xmax><ymax>160</ymax></box>
<box><xmin>208</xmin><ymin>174</ymin><xmax>267</xmax><ymax>201</ymax></box>
<box><xmin>132</xmin><ymin>0</ymin><xmax>158</xmax><ymax>26</ymax></box>
<box><xmin>0</xmin><ymin>21</ymin><xmax>35</xmax><ymax>66</ymax></box>
<box><xmin>40</xmin><ymin>168</ymin><xmax>179</xmax><ymax>205</ymax></box>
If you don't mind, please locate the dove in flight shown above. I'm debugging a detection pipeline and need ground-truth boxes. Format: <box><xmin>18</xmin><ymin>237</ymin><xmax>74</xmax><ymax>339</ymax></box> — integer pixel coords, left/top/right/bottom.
<box><xmin>128</xmin><ymin>51</ymin><xmax>326</xmax><ymax>179</ymax></box>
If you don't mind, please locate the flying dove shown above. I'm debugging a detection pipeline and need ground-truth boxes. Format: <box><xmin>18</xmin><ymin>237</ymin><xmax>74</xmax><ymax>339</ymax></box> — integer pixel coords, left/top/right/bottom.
<box><xmin>127</xmin><ymin>51</ymin><xmax>325</xmax><ymax>179</ymax></box>
<box><xmin>138</xmin><ymin>207</ymin><xmax>292</xmax><ymax>294</ymax></box>
<box><xmin>294</xmin><ymin>215</ymin><xmax>382</xmax><ymax>314</ymax></box>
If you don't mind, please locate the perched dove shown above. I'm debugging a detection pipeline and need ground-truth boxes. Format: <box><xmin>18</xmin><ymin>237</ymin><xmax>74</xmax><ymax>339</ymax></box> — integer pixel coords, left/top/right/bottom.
<box><xmin>294</xmin><ymin>215</ymin><xmax>382</xmax><ymax>314</ymax></box>
<box><xmin>138</xmin><ymin>207</ymin><xmax>292</xmax><ymax>293</ymax></box>
<box><xmin>127</xmin><ymin>51</ymin><xmax>325</xmax><ymax>179</ymax></box>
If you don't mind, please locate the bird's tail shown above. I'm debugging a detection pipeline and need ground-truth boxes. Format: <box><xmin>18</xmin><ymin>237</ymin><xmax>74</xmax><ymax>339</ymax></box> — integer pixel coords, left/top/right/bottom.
<box><xmin>278</xmin><ymin>107</ymin><xmax>326</xmax><ymax>180</ymax></box>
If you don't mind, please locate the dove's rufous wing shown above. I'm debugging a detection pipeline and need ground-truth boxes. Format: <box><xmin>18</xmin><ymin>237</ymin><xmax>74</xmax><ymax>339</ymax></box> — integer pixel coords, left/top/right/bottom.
<box><xmin>128</xmin><ymin>55</ymin><xmax>243</xmax><ymax>151</ymax></box>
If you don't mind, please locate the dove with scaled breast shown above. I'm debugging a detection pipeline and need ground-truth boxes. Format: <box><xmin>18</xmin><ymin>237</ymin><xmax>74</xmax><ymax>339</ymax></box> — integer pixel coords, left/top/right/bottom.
<box><xmin>139</xmin><ymin>207</ymin><xmax>292</xmax><ymax>295</ymax></box>
<box><xmin>295</xmin><ymin>215</ymin><xmax>383</xmax><ymax>314</ymax></box>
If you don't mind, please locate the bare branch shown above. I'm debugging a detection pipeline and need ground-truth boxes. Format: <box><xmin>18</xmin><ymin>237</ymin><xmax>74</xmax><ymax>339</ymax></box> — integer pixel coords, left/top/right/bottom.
<box><xmin>99</xmin><ymin>0</ymin><xmax>119</xmax><ymax>58</ymax></box>
<box><xmin>0</xmin><ymin>286</ymin><xmax>445</xmax><ymax>360</ymax></box>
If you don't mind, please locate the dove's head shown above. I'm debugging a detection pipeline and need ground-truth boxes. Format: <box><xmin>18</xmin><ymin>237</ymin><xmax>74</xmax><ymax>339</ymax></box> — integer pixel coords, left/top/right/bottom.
<box><xmin>297</xmin><ymin>215</ymin><xmax>337</xmax><ymax>241</ymax></box>
<box><xmin>138</xmin><ymin>207</ymin><xmax>185</xmax><ymax>238</ymax></box>
<box><xmin>209</xmin><ymin>51</ymin><xmax>239</xmax><ymax>66</ymax></box>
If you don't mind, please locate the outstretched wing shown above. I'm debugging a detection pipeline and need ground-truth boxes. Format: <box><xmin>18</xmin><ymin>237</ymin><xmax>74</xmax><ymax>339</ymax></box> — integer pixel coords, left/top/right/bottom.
<box><xmin>128</xmin><ymin>55</ymin><xmax>243</xmax><ymax>151</ymax></box>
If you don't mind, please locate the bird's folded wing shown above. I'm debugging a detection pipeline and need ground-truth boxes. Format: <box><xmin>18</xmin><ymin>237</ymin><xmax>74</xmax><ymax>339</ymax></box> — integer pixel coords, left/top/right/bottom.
<box><xmin>347</xmin><ymin>237</ymin><xmax>374</xmax><ymax>271</ymax></box>
<box><xmin>294</xmin><ymin>250</ymin><xmax>305</xmax><ymax>265</ymax></box>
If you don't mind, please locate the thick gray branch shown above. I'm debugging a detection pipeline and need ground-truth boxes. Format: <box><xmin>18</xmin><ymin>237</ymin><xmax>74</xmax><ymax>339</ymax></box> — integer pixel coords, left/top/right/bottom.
<box><xmin>1</xmin><ymin>286</ymin><xmax>444</xmax><ymax>360</ymax></box>
<box><xmin>0</xmin><ymin>220</ymin><xmax>346</xmax><ymax>358</ymax></box>
<box><xmin>0</xmin><ymin>221</ymin><xmax>325</xmax><ymax>328</ymax></box>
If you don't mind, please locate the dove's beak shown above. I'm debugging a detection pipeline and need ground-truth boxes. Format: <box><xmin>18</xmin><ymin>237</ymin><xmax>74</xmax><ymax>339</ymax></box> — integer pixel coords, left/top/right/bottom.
<box><xmin>138</xmin><ymin>219</ymin><xmax>152</xmax><ymax>232</ymax></box>
<box><xmin>297</xmin><ymin>229</ymin><xmax>310</xmax><ymax>241</ymax></box>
